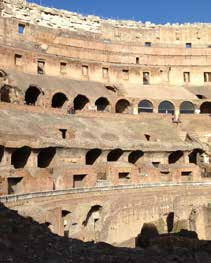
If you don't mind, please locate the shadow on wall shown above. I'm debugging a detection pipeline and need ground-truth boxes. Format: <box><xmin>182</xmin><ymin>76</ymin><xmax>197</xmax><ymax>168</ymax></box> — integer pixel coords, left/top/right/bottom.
<box><xmin>0</xmin><ymin>203</ymin><xmax>211</xmax><ymax>262</ymax></box>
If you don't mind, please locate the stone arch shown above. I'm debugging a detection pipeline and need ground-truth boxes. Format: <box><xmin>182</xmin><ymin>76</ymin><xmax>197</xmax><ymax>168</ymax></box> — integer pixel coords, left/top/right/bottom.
<box><xmin>158</xmin><ymin>101</ymin><xmax>175</xmax><ymax>115</ymax></box>
<box><xmin>83</xmin><ymin>205</ymin><xmax>102</xmax><ymax>227</ymax></box>
<box><xmin>115</xmin><ymin>99</ymin><xmax>131</xmax><ymax>113</ymax></box>
<box><xmin>86</xmin><ymin>149</ymin><xmax>102</xmax><ymax>165</ymax></box>
<box><xmin>51</xmin><ymin>92</ymin><xmax>68</xmax><ymax>108</ymax></box>
<box><xmin>0</xmin><ymin>85</ymin><xmax>11</xmax><ymax>102</ymax></box>
<box><xmin>0</xmin><ymin>69</ymin><xmax>7</xmax><ymax>78</ymax></box>
<box><xmin>180</xmin><ymin>101</ymin><xmax>195</xmax><ymax>114</ymax></box>
<box><xmin>138</xmin><ymin>100</ymin><xmax>153</xmax><ymax>113</ymax></box>
<box><xmin>73</xmin><ymin>94</ymin><xmax>89</xmax><ymax>111</ymax></box>
<box><xmin>189</xmin><ymin>149</ymin><xmax>204</xmax><ymax>164</ymax></box>
<box><xmin>38</xmin><ymin>147</ymin><xmax>56</xmax><ymax>168</ymax></box>
<box><xmin>168</xmin><ymin>150</ymin><xmax>184</xmax><ymax>164</ymax></box>
<box><xmin>25</xmin><ymin>86</ymin><xmax>43</xmax><ymax>105</ymax></box>
<box><xmin>128</xmin><ymin>151</ymin><xmax>144</xmax><ymax>164</ymax></box>
<box><xmin>200</xmin><ymin>102</ymin><xmax>211</xmax><ymax>114</ymax></box>
<box><xmin>11</xmin><ymin>146</ymin><xmax>31</xmax><ymax>169</ymax></box>
<box><xmin>107</xmin><ymin>148</ymin><xmax>123</xmax><ymax>162</ymax></box>
<box><xmin>95</xmin><ymin>97</ymin><xmax>110</xmax><ymax>112</ymax></box>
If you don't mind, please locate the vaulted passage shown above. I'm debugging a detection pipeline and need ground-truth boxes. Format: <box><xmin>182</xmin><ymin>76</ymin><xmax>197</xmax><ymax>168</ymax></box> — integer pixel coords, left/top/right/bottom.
<box><xmin>138</xmin><ymin>100</ymin><xmax>153</xmax><ymax>113</ymax></box>
<box><xmin>168</xmin><ymin>150</ymin><xmax>184</xmax><ymax>164</ymax></box>
<box><xmin>115</xmin><ymin>99</ymin><xmax>130</xmax><ymax>113</ymax></box>
<box><xmin>74</xmin><ymin>95</ymin><xmax>89</xmax><ymax>110</ymax></box>
<box><xmin>189</xmin><ymin>149</ymin><xmax>204</xmax><ymax>164</ymax></box>
<box><xmin>107</xmin><ymin>149</ymin><xmax>123</xmax><ymax>161</ymax></box>
<box><xmin>0</xmin><ymin>85</ymin><xmax>10</xmax><ymax>102</ymax></box>
<box><xmin>83</xmin><ymin>205</ymin><xmax>102</xmax><ymax>227</ymax></box>
<box><xmin>95</xmin><ymin>97</ymin><xmax>110</xmax><ymax>112</ymax></box>
<box><xmin>38</xmin><ymin>147</ymin><xmax>56</xmax><ymax>168</ymax></box>
<box><xmin>51</xmin><ymin>92</ymin><xmax>68</xmax><ymax>108</ymax></box>
<box><xmin>158</xmin><ymin>101</ymin><xmax>175</xmax><ymax>115</ymax></box>
<box><xmin>25</xmin><ymin>86</ymin><xmax>42</xmax><ymax>105</ymax></box>
<box><xmin>11</xmin><ymin>146</ymin><xmax>31</xmax><ymax>169</ymax></box>
<box><xmin>128</xmin><ymin>151</ymin><xmax>144</xmax><ymax>164</ymax></box>
<box><xmin>180</xmin><ymin>101</ymin><xmax>195</xmax><ymax>114</ymax></box>
<box><xmin>200</xmin><ymin>102</ymin><xmax>211</xmax><ymax>114</ymax></box>
<box><xmin>86</xmin><ymin>149</ymin><xmax>102</xmax><ymax>165</ymax></box>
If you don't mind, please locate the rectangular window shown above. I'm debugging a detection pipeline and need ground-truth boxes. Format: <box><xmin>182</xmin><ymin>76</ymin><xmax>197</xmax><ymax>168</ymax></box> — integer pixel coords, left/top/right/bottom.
<box><xmin>186</xmin><ymin>43</ymin><xmax>192</xmax><ymax>48</ymax></box>
<box><xmin>37</xmin><ymin>60</ymin><xmax>45</xmax><ymax>75</ymax></box>
<box><xmin>122</xmin><ymin>69</ymin><xmax>129</xmax><ymax>80</ymax></box>
<box><xmin>143</xmin><ymin>72</ymin><xmax>150</xmax><ymax>85</ymax></box>
<box><xmin>183</xmin><ymin>72</ymin><xmax>190</xmax><ymax>83</ymax></box>
<box><xmin>82</xmin><ymin>65</ymin><xmax>88</xmax><ymax>76</ymax></box>
<box><xmin>102</xmin><ymin>67</ymin><xmax>109</xmax><ymax>79</ymax></box>
<box><xmin>136</xmin><ymin>57</ymin><xmax>140</xmax><ymax>64</ymax></box>
<box><xmin>14</xmin><ymin>54</ymin><xmax>22</xmax><ymax>66</ymax></box>
<box><xmin>60</xmin><ymin>62</ymin><xmax>67</xmax><ymax>74</ymax></box>
<box><xmin>145</xmin><ymin>42</ymin><xmax>151</xmax><ymax>47</ymax></box>
<box><xmin>181</xmin><ymin>171</ymin><xmax>192</xmax><ymax>176</ymax></box>
<box><xmin>204</xmin><ymin>72</ymin><xmax>211</xmax><ymax>82</ymax></box>
<box><xmin>73</xmin><ymin>174</ymin><xmax>86</xmax><ymax>188</ymax></box>
<box><xmin>118</xmin><ymin>172</ymin><xmax>130</xmax><ymax>180</ymax></box>
<box><xmin>18</xmin><ymin>24</ymin><xmax>25</xmax><ymax>34</ymax></box>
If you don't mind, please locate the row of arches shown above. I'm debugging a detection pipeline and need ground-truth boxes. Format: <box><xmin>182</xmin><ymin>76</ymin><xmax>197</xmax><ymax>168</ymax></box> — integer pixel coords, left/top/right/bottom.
<box><xmin>85</xmin><ymin>148</ymin><xmax>204</xmax><ymax>165</ymax></box>
<box><xmin>1</xmin><ymin>85</ymin><xmax>211</xmax><ymax>114</ymax></box>
<box><xmin>138</xmin><ymin>100</ymin><xmax>211</xmax><ymax>114</ymax></box>
<box><xmin>9</xmin><ymin>146</ymin><xmax>56</xmax><ymax>169</ymax></box>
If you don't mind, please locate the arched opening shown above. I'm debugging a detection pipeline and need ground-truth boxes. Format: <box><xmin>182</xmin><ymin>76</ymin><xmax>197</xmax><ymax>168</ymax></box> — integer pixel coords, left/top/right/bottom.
<box><xmin>86</xmin><ymin>149</ymin><xmax>102</xmax><ymax>165</ymax></box>
<box><xmin>38</xmin><ymin>147</ymin><xmax>56</xmax><ymax>168</ymax></box>
<box><xmin>11</xmin><ymin>146</ymin><xmax>31</xmax><ymax>169</ymax></box>
<box><xmin>62</xmin><ymin>210</ymin><xmax>72</xmax><ymax>238</ymax></box>
<box><xmin>196</xmin><ymin>94</ymin><xmax>207</xmax><ymax>99</ymax></box>
<box><xmin>200</xmin><ymin>102</ymin><xmax>211</xmax><ymax>114</ymax></box>
<box><xmin>189</xmin><ymin>149</ymin><xmax>204</xmax><ymax>164</ymax></box>
<box><xmin>25</xmin><ymin>86</ymin><xmax>42</xmax><ymax>105</ymax></box>
<box><xmin>51</xmin><ymin>92</ymin><xmax>68</xmax><ymax>108</ymax></box>
<box><xmin>74</xmin><ymin>94</ymin><xmax>89</xmax><ymax>111</ymax></box>
<box><xmin>0</xmin><ymin>85</ymin><xmax>10</xmax><ymax>102</ymax></box>
<box><xmin>168</xmin><ymin>150</ymin><xmax>184</xmax><ymax>164</ymax></box>
<box><xmin>180</xmin><ymin>101</ymin><xmax>195</xmax><ymax>114</ymax></box>
<box><xmin>95</xmin><ymin>97</ymin><xmax>110</xmax><ymax>112</ymax></box>
<box><xmin>107</xmin><ymin>149</ymin><xmax>123</xmax><ymax>162</ymax></box>
<box><xmin>115</xmin><ymin>99</ymin><xmax>130</xmax><ymax>113</ymax></box>
<box><xmin>128</xmin><ymin>151</ymin><xmax>144</xmax><ymax>164</ymax></box>
<box><xmin>138</xmin><ymin>100</ymin><xmax>153</xmax><ymax>113</ymax></box>
<box><xmin>158</xmin><ymin>101</ymin><xmax>175</xmax><ymax>115</ymax></box>
<box><xmin>83</xmin><ymin>205</ymin><xmax>102</xmax><ymax>227</ymax></box>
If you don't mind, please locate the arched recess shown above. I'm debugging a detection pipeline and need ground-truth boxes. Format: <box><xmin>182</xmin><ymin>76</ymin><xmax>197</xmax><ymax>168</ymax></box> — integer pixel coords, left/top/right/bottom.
<box><xmin>107</xmin><ymin>149</ymin><xmax>123</xmax><ymax>162</ymax></box>
<box><xmin>11</xmin><ymin>146</ymin><xmax>31</xmax><ymax>169</ymax></box>
<box><xmin>115</xmin><ymin>99</ymin><xmax>130</xmax><ymax>113</ymax></box>
<box><xmin>189</xmin><ymin>149</ymin><xmax>204</xmax><ymax>164</ymax></box>
<box><xmin>138</xmin><ymin>100</ymin><xmax>153</xmax><ymax>113</ymax></box>
<box><xmin>200</xmin><ymin>102</ymin><xmax>211</xmax><ymax>114</ymax></box>
<box><xmin>158</xmin><ymin>101</ymin><xmax>175</xmax><ymax>115</ymax></box>
<box><xmin>86</xmin><ymin>149</ymin><xmax>102</xmax><ymax>165</ymax></box>
<box><xmin>74</xmin><ymin>94</ymin><xmax>89</xmax><ymax>111</ymax></box>
<box><xmin>25</xmin><ymin>86</ymin><xmax>42</xmax><ymax>105</ymax></box>
<box><xmin>0</xmin><ymin>85</ymin><xmax>11</xmax><ymax>102</ymax></box>
<box><xmin>128</xmin><ymin>151</ymin><xmax>144</xmax><ymax>164</ymax></box>
<box><xmin>168</xmin><ymin>151</ymin><xmax>184</xmax><ymax>164</ymax></box>
<box><xmin>95</xmin><ymin>97</ymin><xmax>110</xmax><ymax>112</ymax></box>
<box><xmin>180</xmin><ymin>101</ymin><xmax>195</xmax><ymax>114</ymax></box>
<box><xmin>38</xmin><ymin>147</ymin><xmax>56</xmax><ymax>168</ymax></box>
<box><xmin>51</xmin><ymin>92</ymin><xmax>68</xmax><ymax>108</ymax></box>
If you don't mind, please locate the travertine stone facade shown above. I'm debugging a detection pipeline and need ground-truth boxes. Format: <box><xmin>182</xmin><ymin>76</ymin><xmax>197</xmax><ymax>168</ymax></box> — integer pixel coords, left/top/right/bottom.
<box><xmin>0</xmin><ymin>0</ymin><xmax>210</xmax><ymax>246</ymax></box>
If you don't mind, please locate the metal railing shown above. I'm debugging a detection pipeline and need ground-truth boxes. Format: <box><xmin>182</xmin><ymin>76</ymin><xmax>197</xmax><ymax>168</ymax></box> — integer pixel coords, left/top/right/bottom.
<box><xmin>1</xmin><ymin>181</ymin><xmax>211</xmax><ymax>203</ymax></box>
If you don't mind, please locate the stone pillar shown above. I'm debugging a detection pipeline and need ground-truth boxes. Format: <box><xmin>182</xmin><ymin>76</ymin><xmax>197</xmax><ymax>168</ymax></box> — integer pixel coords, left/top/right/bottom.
<box><xmin>1</xmin><ymin>149</ymin><xmax>11</xmax><ymax>167</ymax></box>
<box><xmin>27</xmin><ymin>150</ymin><xmax>38</xmax><ymax>168</ymax></box>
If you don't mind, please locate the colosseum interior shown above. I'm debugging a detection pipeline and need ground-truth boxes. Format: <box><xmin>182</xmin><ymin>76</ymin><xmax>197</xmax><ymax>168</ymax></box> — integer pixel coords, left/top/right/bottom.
<box><xmin>0</xmin><ymin>0</ymin><xmax>211</xmax><ymax>248</ymax></box>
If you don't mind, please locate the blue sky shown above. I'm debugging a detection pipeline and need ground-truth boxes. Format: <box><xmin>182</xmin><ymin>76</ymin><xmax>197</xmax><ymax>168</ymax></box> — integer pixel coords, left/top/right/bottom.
<box><xmin>28</xmin><ymin>0</ymin><xmax>211</xmax><ymax>24</ymax></box>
